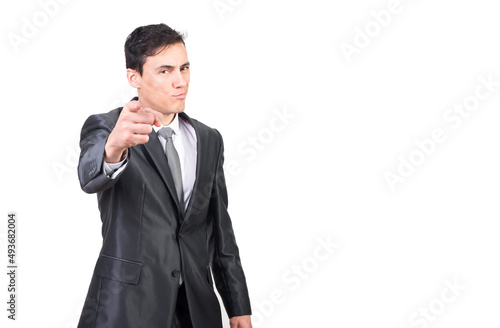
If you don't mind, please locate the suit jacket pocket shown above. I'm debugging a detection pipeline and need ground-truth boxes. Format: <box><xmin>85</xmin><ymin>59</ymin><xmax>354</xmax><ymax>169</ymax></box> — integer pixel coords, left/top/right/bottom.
<box><xmin>94</xmin><ymin>254</ymin><xmax>143</xmax><ymax>285</ymax></box>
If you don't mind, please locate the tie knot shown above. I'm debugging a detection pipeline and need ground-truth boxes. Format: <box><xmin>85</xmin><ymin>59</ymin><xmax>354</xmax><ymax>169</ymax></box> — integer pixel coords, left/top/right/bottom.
<box><xmin>158</xmin><ymin>127</ymin><xmax>175</xmax><ymax>140</ymax></box>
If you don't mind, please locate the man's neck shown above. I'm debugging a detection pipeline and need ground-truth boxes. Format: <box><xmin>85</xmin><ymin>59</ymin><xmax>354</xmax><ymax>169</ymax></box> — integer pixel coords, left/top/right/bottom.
<box><xmin>160</xmin><ymin>113</ymin><xmax>176</xmax><ymax>126</ymax></box>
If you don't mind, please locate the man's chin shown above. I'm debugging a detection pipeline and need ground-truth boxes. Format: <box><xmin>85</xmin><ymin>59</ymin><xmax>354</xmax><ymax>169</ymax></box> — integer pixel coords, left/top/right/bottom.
<box><xmin>160</xmin><ymin>106</ymin><xmax>185</xmax><ymax>115</ymax></box>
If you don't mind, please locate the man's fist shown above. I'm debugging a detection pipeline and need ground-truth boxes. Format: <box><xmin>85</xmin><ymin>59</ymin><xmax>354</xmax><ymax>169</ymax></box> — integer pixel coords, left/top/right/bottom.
<box><xmin>229</xmin><ymin>315</ymin><xmax>252</xmax><ymax>328</ymax></box>
<box><xmin>104</xmin><ymin>101</ymin><xmax>163</xmax><ymax>163</ymax></box>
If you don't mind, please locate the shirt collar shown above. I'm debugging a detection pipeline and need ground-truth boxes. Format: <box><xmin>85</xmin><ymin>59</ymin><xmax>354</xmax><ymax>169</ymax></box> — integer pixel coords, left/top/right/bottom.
<box><xmin>153</xmin><ymin>114</ymin><xmax>181</xmax><ymax>137</ymax></box>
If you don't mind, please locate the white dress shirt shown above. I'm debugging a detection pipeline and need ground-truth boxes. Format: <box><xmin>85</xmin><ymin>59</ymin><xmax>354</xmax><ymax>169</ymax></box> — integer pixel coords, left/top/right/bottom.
<box><xmin>104</xmin><ymin>113</ymin><xmax>198</xmax><ymax>210</ymax></box>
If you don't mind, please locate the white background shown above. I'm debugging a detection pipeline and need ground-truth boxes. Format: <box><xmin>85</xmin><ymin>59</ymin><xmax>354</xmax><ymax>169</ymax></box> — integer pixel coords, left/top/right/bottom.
<box><xmin>1</xmin><ymin>0</ymin><xmax>500</xmax><ymax>327</ymax></box>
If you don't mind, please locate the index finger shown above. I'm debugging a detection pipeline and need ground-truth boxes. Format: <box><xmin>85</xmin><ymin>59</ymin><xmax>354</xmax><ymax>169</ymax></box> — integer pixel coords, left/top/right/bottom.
<box><xmin>125</xmin><ymin>100</ymin><xmax>142</xmax><ymax>112</ymax></box>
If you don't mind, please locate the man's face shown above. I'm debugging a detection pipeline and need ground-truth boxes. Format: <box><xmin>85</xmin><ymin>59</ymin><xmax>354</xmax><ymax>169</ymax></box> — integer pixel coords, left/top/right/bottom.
<box><xmin>135</xmin><ymin>42</ymin><xmax>190</xmax><ymax>116</ymax></box>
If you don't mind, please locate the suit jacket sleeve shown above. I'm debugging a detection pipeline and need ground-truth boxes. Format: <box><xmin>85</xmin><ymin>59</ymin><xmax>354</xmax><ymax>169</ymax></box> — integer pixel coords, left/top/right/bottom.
<box><xmin>209</xmin><ymin>129</ymin><xmax>252</xmax><ymax>318</ymax></box>
<box><xmin>78</xmin><ymin>111</ymin><xmax>128</xmax><ymax>194</ymax></box>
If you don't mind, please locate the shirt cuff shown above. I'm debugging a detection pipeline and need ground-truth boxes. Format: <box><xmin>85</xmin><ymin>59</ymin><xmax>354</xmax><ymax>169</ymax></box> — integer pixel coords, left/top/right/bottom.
<box><xmin>103</xmin><ymin>150</ymin><xmax>128</xmax><ymax>179</ymax></box>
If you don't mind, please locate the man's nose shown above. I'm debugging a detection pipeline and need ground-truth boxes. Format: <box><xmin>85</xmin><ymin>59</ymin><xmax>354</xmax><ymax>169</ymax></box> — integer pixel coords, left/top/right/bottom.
<box><xmin>172</xmin><ymin>71</ymin><xmax>187</xmax><ymax>88</ymax></box>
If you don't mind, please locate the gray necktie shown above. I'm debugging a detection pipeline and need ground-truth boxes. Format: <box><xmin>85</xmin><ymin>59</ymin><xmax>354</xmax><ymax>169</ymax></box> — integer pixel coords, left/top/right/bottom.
<box><xmin>158</xmin><ymin>127</ymin><xmax>185</xmax><ymax>213</ymax></box>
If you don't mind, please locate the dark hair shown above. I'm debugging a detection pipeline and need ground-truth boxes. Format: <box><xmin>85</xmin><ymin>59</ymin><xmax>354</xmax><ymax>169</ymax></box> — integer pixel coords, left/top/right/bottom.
<box><xmin>125</xmin><ymin>23</ymin><xmax>185</xmax><ymax>75</ymax></box>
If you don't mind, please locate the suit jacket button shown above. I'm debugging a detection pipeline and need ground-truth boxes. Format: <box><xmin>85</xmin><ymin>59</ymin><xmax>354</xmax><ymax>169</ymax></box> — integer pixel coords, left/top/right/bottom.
<box><xmin>172</xmin><ymin>270</ymin><xmax>181</xmax><ymax>277</ymax></box>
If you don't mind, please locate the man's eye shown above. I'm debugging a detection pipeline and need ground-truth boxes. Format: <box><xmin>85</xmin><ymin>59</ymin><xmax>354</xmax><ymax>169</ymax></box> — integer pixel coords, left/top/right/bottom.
<box><xmin>181</xmin><ymin>66</ymin><xmax>189</xmax><ymax>71</ymax></box>
<box><xmin>160</xmin><ymin>70</ymin><xmax>169</xmax><ymax>74</ymax></box>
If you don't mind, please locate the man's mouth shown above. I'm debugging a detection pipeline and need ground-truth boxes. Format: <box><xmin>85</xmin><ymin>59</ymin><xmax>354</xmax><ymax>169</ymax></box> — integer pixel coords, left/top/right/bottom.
<box><xmin>173</xmin><ymin>92</ymin><xmax>186</xmax><ymax>99</ymax></box>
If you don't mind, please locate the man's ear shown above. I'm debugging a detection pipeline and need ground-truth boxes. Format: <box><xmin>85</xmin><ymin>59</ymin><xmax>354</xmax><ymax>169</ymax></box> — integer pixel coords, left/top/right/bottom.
<box><xmin>127</xmin><ymin>68</ymin><xmax>141</xmax><ymax>89</ymax></box>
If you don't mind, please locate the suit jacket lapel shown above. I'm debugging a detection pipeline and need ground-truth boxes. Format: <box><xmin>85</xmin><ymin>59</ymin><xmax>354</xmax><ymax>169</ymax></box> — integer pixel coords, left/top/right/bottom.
<box><xmin>179</xmin><ymin>112</ymin><xmax>204</xmax><ymax>223</ymax></box>
<box><xmin>129</xmin><ymin>96</ymin><xmax>182</xmax><ymax>214</ymax></box>
<box><xmin>139</xmin><ymin>112</ymin><xmax>207</xmax><ymax>224</ymax></box>
<box><xmin>141</xmin><ymin>130</ymin><xmax>183</xmax><ymax>214</ymax></box>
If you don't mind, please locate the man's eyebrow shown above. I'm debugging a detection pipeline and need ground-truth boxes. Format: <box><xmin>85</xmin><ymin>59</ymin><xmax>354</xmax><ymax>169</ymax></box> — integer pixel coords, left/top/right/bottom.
<box><xmin>156</xmin><ymin>62</ymin><xmax>190</xmax><ymax>70</ymax></box>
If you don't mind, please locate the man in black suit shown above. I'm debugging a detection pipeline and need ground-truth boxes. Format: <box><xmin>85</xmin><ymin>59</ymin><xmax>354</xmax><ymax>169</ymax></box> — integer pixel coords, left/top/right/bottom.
<box><xmin>77</xmin><ymin>23</ymin><xmax>252</xmax><ymax>328</ymax></box>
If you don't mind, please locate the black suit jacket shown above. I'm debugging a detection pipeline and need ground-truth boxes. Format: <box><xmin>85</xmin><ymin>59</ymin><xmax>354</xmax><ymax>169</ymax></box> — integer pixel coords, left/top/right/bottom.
<box><xmin>76</xmin><ymin>107</ymin><xmax>251</xmax><ymax>328</ymax></box>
